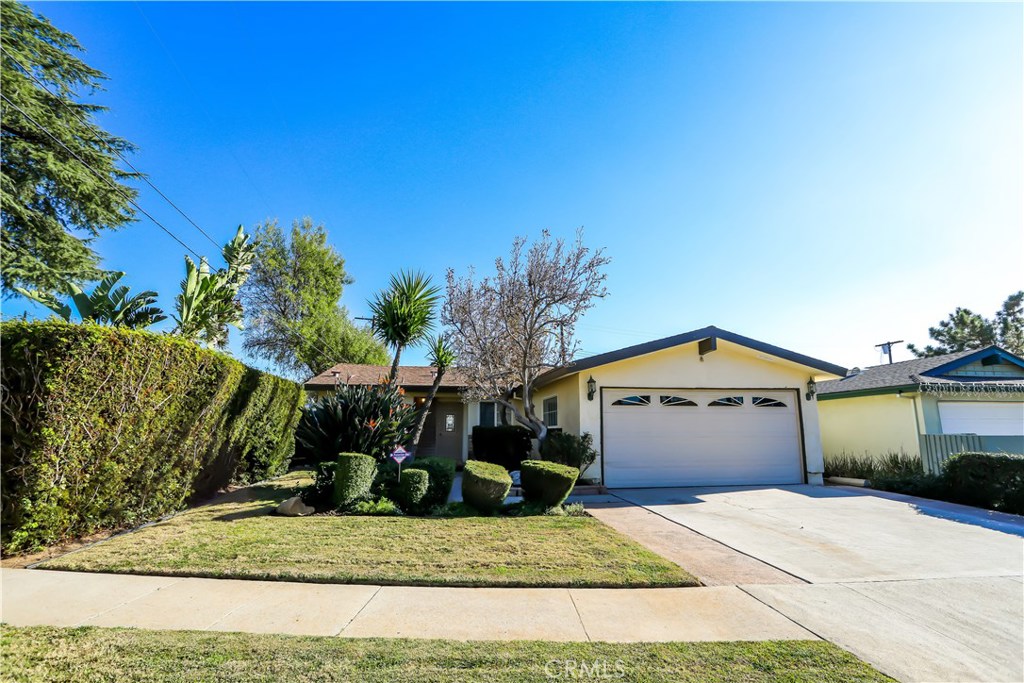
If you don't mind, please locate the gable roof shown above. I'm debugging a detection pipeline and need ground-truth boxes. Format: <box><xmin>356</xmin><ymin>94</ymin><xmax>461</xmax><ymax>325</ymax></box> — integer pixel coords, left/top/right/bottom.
<box><xmin>817</xmin><ymin>345</ymin><xmax>1024</xmax><ymax>398</ymax></box>
<box><xmin>305</xmin><ymin>364</ymin><xmax>468</xmax><ymax>391</ymax></box>
<box><xmin>536</xmin><ymin>325</ymin><xmax>847</xmax><ymax>387</ymax></box>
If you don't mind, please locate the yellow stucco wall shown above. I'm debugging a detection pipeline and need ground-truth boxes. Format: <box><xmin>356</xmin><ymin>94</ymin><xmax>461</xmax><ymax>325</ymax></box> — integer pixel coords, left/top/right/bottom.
<box><xmin>818</xmin><ymin>393</ymin><xmax>921</xmax><ymax>458</ymax></box>
<box><xmin>532</xmin><ymin>374</ymin><xmax>581</xmax><ymax>436</ymax></box>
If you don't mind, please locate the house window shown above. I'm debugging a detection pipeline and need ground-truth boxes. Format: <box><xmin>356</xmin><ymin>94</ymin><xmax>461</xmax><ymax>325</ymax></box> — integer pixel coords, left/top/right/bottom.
<box><xmin>752</xmin><ymin>396</ymin><xmax>787</xmax><ymax>408</ymax></box>
<box><xmin>660</xmin><ymin>395</ymin><xmax>697</xmax><ymax>407</ymax></box>
<box><xmin>612</xmin><ymin>395</ymin><xmax>651</xmax><ymax>406</ymax></box>
<box><xmin>709</xmin><ymin>396</ymin><xmax>744</xmax><ymax>407</ymax></box>
<box><xmin>479</xmin><ymin>401</ymin><xmax>496</xmax><ymax>427</ymax></box>
<box><xmin>543</xmin><ymin>397</ymin><xmax>558</xmax><ymax>426</ymax></box>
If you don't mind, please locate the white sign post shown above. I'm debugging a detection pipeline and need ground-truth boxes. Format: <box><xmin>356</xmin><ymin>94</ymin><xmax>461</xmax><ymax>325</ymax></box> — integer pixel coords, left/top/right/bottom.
<box><xmin>390</xmin><ymin>446</ymin><xmax>410</xmax><ymax>481</ymax></box>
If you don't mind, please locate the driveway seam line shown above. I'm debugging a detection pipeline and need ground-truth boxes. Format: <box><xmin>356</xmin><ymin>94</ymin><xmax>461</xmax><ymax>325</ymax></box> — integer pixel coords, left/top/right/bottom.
<box><xmin>735</xmin><ymin>585</ymin><xmax>826</xmax><ymax>642</ymax></box>
<box><xmin>608</xmin><ymin>492</ymin><xmax>810</xmax><ymax>585</ymax></box>
<box><xmin>567</xmin><ymin>590</ymin><xmax>592</xmax><ymax>642</ymax></box>
<box><xmin>335</xmin><ymin>585</ymin><xmax>383</xmax><ymax>637</ymax></box>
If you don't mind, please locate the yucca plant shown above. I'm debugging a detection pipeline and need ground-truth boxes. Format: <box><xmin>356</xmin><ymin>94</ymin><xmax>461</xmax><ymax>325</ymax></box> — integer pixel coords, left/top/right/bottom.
<box><xmin>295</xmin><ymin>383</ymin><xmax>418</xmax><ymax>463</ymax></box>
<box><xmin>15</xmin><ymin>272</ymin><xmax>165</xmax><ymax>328</ymax></box>
<box><xmin>368</xmin><ymin>270</ymin><xmax>441</xmax><ymax>384</ymax></box>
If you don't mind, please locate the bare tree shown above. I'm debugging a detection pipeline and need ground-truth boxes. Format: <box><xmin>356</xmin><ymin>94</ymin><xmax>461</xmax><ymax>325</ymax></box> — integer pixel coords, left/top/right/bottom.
<box><xmin>443</xmin><ymin>229</ymin><xmax>609</xmax><ymax>444</ymax></box>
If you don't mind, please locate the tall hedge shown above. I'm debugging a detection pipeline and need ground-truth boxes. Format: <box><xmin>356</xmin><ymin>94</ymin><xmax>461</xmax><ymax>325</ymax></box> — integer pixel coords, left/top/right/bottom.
<box><xmin>0</xmin><ymin>320</ymin><xmax>303</xmax><ymax>553</ymax></box>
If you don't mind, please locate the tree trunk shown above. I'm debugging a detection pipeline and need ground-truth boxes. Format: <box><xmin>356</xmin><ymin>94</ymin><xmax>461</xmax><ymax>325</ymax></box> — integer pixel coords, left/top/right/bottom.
<box><xmin>388</xmin><ymin>346</ymin><xmax>403</xmax><ymax>385</ymax></box>
<box><xmin>410</xmin><ymin>368</ymin><xmax>445</xmax><ymax>454</ymax></box>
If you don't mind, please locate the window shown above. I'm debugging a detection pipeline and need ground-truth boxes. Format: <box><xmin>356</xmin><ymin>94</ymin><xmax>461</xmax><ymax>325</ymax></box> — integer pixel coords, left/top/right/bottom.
<box><xmin>752</xmin><ymin>396</ymin><xmax>787</xmax><ymax>408</ymax></box>
<box><xmin>543</xmin><ymin>397</ymin><xmax>558</xmax><ymax>425</ymax></box>
<box><xmin>611</xmin><ymin>395</ymin><xmax>651</xmax><ymax>406</ymax></box>
<box><xmin>660</xmin><ymin>395</ymin><xmax>697</xmax><ymax>407</ymax></box>
<box><xmin>479</xmin><ymin>401</ymin><xmax>496</xmax><ymax>427</ymax></box>
<box><xmin>709</xmin><ymin>396</ymin><xmax>744</xmax><ymax>407</ymax></box>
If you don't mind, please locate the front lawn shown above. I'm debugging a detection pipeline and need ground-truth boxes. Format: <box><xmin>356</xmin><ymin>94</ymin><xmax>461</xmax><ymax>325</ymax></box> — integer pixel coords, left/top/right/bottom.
<box><xmin>0</xmin><ymin>626</ymin><xmax>892</xmax><ymax>683</ymax></box>
<box><xmin>41</xmin><ymin>472</ymin><xmax>696</xmax><ymax>588</ymax></box>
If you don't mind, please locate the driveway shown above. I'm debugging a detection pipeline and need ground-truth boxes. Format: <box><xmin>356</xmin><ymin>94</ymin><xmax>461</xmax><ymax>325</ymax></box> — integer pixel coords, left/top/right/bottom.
<box><xmin>600</xmin><ymin>485</ymin><xmax>1024</xmax><ymax>683</ymax></box>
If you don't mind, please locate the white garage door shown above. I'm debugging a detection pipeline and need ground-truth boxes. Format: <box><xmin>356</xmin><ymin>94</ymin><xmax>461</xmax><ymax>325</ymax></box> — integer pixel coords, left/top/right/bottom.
<box><xmin>602</xmin><ymin>389</ymin><xmax>803</xmax><ymax>488</ymax></box>
<box><xmin>938</xmin><ymin>402</ymin><xmax>1024</xmax><ymax>436</ymax></box>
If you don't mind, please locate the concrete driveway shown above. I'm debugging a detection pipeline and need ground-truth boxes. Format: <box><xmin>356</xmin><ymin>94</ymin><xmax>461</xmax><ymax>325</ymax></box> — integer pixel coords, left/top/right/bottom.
<box><xmin>604</xmin><ymin>485</ymin><xmax>1024</xmax><ymax>683</ymax></box>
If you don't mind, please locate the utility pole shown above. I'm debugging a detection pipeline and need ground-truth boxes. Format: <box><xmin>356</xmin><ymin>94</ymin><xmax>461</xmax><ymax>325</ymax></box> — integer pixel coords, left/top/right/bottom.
<box><xmin>875</xmin><ymin>340</ymin><xmax>904</xmax><ymax>365</ymax></box>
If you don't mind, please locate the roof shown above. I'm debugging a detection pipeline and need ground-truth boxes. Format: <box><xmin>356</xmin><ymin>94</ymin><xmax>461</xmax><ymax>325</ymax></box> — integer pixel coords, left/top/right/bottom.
<box><xmin>535</xmin><ymin>325</ymin><xmax>847</xmax><ymax>386</ymax></box>
<box><xmin>305</xmin><ymin>364</ymin><xmax>468</xmax><ymax>391</ymax></box>
<box><xmin>817</xmin><ymin>345</ymin><xmax>1024</xmax><ymax>398</ymax></box>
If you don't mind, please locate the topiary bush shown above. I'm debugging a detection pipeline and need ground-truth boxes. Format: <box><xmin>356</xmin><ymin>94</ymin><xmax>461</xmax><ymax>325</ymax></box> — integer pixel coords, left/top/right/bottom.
<box><xmin>541</xmin><ymin>432</ymin><xmax>598</xmax><ymax>475</ymax></box>
<box><xmin>461</xmin><ymin>460</ymin><xmax>512</xmax><ymax>513</ymax></box>
<box><xmin>941</xmin><ymin>452</ymin><xmax>1024</xmax><ymax>514</ymax></box>
<box><xmin>471</xmin><ymin>425</ymin><xmax>533</xmax><ymax>471</ymax></box>
<box><xmin>393</xmin><ymin>469</ymin><xmax>430</xmax><ymax>514</ymax></box>
<box><xmin>333</xmin><ymin>452</ymin><xmax>377</xmax><ymax>508</ymax></box>
<box><xmin>406</xmin><ymin>457</ymin><xmax>456</xmax><ymax>511</ymax></box>
<box><xmin>520</xmin><ymin>459</ymin><xmax>579</xmax><ymax>507</ymax></box>
<box><xmin>295</xmin><ymin>384</ymin><xmax>417</xmax><ymax>464</ymax></box>
<box><xmin>0</xmin><ymin>320</ymin><xmax>303</xmax><ymax>554</ymax></box>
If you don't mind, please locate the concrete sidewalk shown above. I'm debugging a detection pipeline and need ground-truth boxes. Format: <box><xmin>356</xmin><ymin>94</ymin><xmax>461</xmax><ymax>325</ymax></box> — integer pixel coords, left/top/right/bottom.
<box><xmin>0</xmin><ymin>568</ymin><xmax>813</xmax><ymax>642</ymax></box>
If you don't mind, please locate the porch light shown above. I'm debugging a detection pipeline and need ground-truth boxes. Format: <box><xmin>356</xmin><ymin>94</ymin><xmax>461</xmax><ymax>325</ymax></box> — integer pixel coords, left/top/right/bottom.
<box><xmin>805</xmin><ymin>377</ymin><xmax>817</xmax><ymax>401</ymax></box>
<box><xmin>587</xmin><ymin>376</ymin><xmax>597</xmax><ymax>401</ymax></box>
<box><xmin>414</xmin><ymin>396</ymin><xmax>427</xmax><ymax>408</ymax></box>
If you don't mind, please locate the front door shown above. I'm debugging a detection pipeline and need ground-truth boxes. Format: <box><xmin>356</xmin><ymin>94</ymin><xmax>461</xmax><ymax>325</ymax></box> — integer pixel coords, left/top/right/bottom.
<box><xmin>433</xmin><ymin>402</ymin><xmax>464</xmax><ymax>465</ymax></box>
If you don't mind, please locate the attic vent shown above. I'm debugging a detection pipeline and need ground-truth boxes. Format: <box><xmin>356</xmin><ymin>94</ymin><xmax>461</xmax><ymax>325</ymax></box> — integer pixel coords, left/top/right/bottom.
<box><xmin>846</xmin><ymin>367</ymin><xmax>861</xmax><ymax>377</ymax></box>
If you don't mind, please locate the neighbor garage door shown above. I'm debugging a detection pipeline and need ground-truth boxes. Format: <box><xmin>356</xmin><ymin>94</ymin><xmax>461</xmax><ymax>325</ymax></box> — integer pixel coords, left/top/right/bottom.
<box><xmin>602</xmin><ymin>389</ymin><xmax>803</xmax><ymax>488</ymax></box>
<box><xmin>938</xmin><ymin>402</ymin><xmax>1024</xmax><ymax>436</ymax></box>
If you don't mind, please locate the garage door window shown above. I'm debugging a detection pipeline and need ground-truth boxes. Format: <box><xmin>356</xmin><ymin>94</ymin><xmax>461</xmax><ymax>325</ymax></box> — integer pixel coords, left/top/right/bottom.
<box><xmin>709</xmin><ymin>396</ymin><xmax>744</xmax><ymax>407</ymax></box>
<box><xmin>752</xmin><ymin>396</ymin><xmax>787</xmax><ymax>408</ymax></box>
<box><xmin>612</xmin><ymin>395</ymin><xmax>650</xmax><ymax>406</ymax></box>
<box><xmin>660</xmin><ymin>395</ymin><xmax>697</xmax><ymax>406</ymax></box>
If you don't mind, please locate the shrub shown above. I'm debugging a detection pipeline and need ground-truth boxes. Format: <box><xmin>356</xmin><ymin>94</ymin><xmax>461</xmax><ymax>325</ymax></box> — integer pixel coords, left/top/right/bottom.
<box><xmin>471</xmin><ymin>425</ymin><xmax>533</xmax><ymax>471</ymax></box>
<box><xmin>941</xmin><ymin>452</ymin><xmax>1024</xmax><ymax>514</ymax></box>
<box><xmin>823</xmin><ymin>451</ymin><xmax>922</xmax><ymax>480</ymax></box>
<box><xmin>436</xmin><ymin>501</ymin><xmax>479</xmax><ymax>518</ymax></box>
<box><xmin>562</xmin><ymin>502</ymin><xmax>587</xmax><ymax>517</ymax></box>
<box><xmin>393</xmin><ymin>469</ymin><xmax>430</xmax><ymax>514</ymax></box>
<box><xmin>301</xmin><ymin>461</ymin><xmax>337</xmax><ymax>509</ymax></box>
<box><xmin>461</xmin><ymin>460</ymin><xmax>512</xmax><ymax>513</ymax></box>
<box><xmin>294</xmin><ymin>384</ymin><xmax>417</xmax><ymax>464</ymax></box>
<box><xmin>333</xmin><ymin>453</ymin><xmax>377</xmax><ymax>508</ymax></box>
<box><xmin>351</xmin><ymin>497</ymin><xmax>402</xmax><ymax>516</ymax></box>
<box><xmin>541</xmin><ymin>432</ymin><xmax>598</xmax><ymax>474</ymax></box>
<box><xmin>520</xmin><ymin>459</ymin><xmax>579</xmax><ymax>507</ymax></box>
<box><xmin>0</xmin><ymin>320</ymin><xmax>303</xmax><ymax>554</ymax></box>
<box><xmin>405</xmin><ymin>457</ymin><xmax>456</xmax><ymax>511</ymax></box>
<box><xmin>873</xmin><ymin>473</ymin><xmax>951</xmax><ymax>501</ymax></box>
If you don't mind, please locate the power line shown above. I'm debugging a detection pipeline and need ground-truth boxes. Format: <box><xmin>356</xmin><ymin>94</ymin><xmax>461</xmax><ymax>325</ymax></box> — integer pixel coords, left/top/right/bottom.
<box><xmin>1</xmin><ymin>92</ymin><xmax>202</xmax><ymax>259</ymax></box>
<box><xmin>1</xmin><ymin>46</ymin><xmax>221</xmax><ymax>250</ymax></box>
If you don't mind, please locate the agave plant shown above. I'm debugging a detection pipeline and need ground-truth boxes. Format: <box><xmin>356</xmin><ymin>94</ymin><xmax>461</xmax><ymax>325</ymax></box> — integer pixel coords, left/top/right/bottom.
<box><xmin>295</xmin><ymin>383</ymin><xmax>418</xmax><ymax>463</ymax></box>
<box><xmin>15</xmin><ymin>272</ymin><xmax>166</xmax><ymax>328</ymax></box>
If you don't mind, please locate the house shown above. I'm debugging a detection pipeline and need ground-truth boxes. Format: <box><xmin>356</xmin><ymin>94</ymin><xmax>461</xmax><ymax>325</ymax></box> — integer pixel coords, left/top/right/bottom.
<box><xmin>817</xmin><ymin>346</ymin><xmax>1024</xmax><ymax>472</ymax></box>
<box><xmin>305</xmin><ymin>325</ymin><xmax>847</xmax><ymax>487</ymax></box>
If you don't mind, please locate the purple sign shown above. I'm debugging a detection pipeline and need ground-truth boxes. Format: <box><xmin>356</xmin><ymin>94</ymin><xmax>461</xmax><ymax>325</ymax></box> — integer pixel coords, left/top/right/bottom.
<box><xmin>390</xmin><ymin>446</ymin><xmax>410</xmax><ymax>464</ymax></box>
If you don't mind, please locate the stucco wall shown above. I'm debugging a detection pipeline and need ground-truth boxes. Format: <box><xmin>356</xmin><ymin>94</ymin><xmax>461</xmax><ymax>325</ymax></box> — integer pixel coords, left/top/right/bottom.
<box><xmin>818</xmin><ymin>393</ymin><xmax>921</xmax><ymax>459</ymax></box>
<box><xmin>532</xmin><ymin>374</ymin><xmax>581</xmax><ymax>436</ymax></box>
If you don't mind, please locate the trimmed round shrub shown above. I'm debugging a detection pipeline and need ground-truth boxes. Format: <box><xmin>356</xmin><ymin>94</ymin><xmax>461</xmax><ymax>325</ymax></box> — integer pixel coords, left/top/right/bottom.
<box><xmin>393</xmin><ymin>469</ymin><xmax>430</xmax><ymax>514</ymax></box>
<box><xmin>406</xmin><ymin>457</ymin><xmax>456</xmax><ymax>510</ymax></box>
<box><xmin>333</xmin><ymin>452</ymin><xmax>377</xmax><ymax>508</ymax></box>
<box><xmin>461</xmin><ymin>460</ymin><xmax>512</xmax><ymax>513</ymax></box>
<box><xmin>520</xmin><ymin>459</ymin><xmax>579</xmax><ymax>507</ymax></box>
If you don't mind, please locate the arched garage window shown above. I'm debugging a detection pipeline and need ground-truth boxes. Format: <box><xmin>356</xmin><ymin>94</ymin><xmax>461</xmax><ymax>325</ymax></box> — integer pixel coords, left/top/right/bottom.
<box><xmin>612</xmin><ymin>395</ymin><xmax>651</xmax><ymax>406</ymax></box>
<box><xmin>660</xmin><ymin>395</ymin><xmax>697</xmax><ymax>406</ymax></box>
<box><xmin>709</xmin><ymin>396</ymin><xmax>744</xmax><ymax>407</ymax></box>
<box><xmin>753</xmin><ymin>396</ymin><xmax>787</xmax><ymax>408</ymax></box>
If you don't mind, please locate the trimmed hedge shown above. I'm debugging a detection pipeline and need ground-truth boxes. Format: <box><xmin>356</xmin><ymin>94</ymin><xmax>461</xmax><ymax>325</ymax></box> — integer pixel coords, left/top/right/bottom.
<box><xmin>393</xmin><ymin>468</ymin><xmax>430</xmax><ymax>514</ymax></box>
<box><xmin>942</xmin><ymin>452</ymin><xmax>1024</xmax><ymax>514</ymax></box>
<box><xmin>405</xmin><ymin>457</ymin><xmax>457</xmax><ymax>511</ymax></box>
<box><xmin>1</xmin><ymin>320</ymin><xmax>303</xmax><ymax>553</ymax></box>
<box><xmin>521</xmin><ymin>459</ymin><xmax>579</xmax><ymax>507</ymax></box>
<box><xmin>471</xmin><ymin>425</ymin><xmax>533</xmax><ymax>471</ymax></box>
<box><xmin>461</xmin><ymin>460</ymin><xmax>512</xmax><ymax>513</ymax></box>
<box><xmin>333</xmin><ymin>453</ymin><xmax>377</xmax><ymax>508</ymax></box>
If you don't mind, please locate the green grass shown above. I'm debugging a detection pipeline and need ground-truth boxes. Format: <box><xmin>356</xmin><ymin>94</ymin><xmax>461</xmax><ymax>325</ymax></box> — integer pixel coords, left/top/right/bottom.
<box><xmin>40</xmin><ymin>472</ymin><xmax>696</xmax><ymax>588</ymax></box>
<box><xmin>0</xmin><ymin>625</ymin><xmax>893</xmax><ymax>683</ymax></box>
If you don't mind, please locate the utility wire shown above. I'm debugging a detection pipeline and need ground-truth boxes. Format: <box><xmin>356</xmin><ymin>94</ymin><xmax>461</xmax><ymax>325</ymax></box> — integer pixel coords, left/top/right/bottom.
<box><xmin>1</xmin><ymin>92</ymin><xmax>202</xmax><ymax>259</ymax></box>
<box><xmin>1</xmin><ymin>46</ymin><xmax>221</xmax><ymax>250</ymax></box>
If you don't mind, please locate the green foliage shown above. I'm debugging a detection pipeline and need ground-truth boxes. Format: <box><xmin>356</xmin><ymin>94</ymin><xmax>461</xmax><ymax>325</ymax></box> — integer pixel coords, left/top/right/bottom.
<box><xmin>15</xmin><ymin>271</ymin><xmax>164</xmax><ymax>328</ymax></box>
<box><xmin>0</xmin><ymin>1</ymin><xmax>140</xmax><ymax>297</ymax></box>
<box><xmin>351</xmin><ymin>497</ymin><xmax>402</xmax><ymax>516</ymax></box>
<box><xmin>406</xmin><ymin>457</ymin><xmax>457</xmax><ymax>511</ymax></box>
<box><xmin>471</xmin><ymin>425</ymin><xmax>533</xmax><ymax>471</ymax></box>
<box><xmin>908</xmin><ymin>291</ymin><xmax>1024</xmax><ymax>357</ymax></box>
<box><xmin>393</xmin><ymin>469</ymin><xmax>430</xmax><ymax>514</ymax></box>
<box><xmin>0</xmin><ymin>320</ymin><xmax>303</xmax><ymax>553</ymax></box>
<box><xmin>174</xmin><ymin>226</ymin><xmax>255</xmax><ymax>348</ymax></box>
<box><xmin>436</xmin><ymin>501</ymin><xmax>479</xmax><ymax>518</ymax></box>
<box><xmin>541</xmin><ymin>431</ymin><xmax>598</xmax><ymax>474</ymax></box>
<box><xmin>562</xmin><ymin>502</ymin><xmax>587</xmax><ymax>517</ymax></box>
<box><xmin>520</xmin><ymin>459</ymin><xmax>580</xmax><ymax>507</ymax></box>
<box><xmin>941</xmin><ymin>452</ymin><xmax>1024</xmax><ymax>514</ymax></box>
<box><xmin>369</xmin><ymin>270</ymin><xmax>441</xmax><ymax>382</ymax></box>
<box><xmin>239</xmin><ymin>218</ymin><xmax>387</xmax><ymax>378</ymax></box>
<box><xmin>461</xmin><ymin>460</ymin><xmax>512</xmax><ymax>513</ymax></box>
<box><xmin>301</xmin><ymin>461</ymin><xmax>337</xmax><ymax>510</ymax></box>
<box><xmin>294</xmin><ymin>383</ymin><xmax>417</xmax><ymax>464</ymax></box>
<box><xmin>333</xmin><ymin>453</ymin><xmax>377</xmax><ymax>508</ymax></box>
<box><xmin>823</xmin><ymin>452</ymin><xmax>922</xmax><ymax>480</ymax></box>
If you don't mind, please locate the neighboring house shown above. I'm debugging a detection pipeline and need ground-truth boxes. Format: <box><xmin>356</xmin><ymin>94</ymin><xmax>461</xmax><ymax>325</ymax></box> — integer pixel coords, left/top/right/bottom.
<box><xmin>817</xmin><ymin>346</ymin><xmax>1024</xmax><ymax>472</ymax></box>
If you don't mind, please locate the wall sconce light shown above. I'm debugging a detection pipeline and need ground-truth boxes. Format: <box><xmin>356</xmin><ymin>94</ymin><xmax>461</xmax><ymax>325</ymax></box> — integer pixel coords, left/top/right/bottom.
<box><xmin>414</xmin><ymin>396</ymin><xmax>427</xmax><ymax>408</ymax></box>
<box><xmin>587</xmin><ymin>376</ymin><xmax>597</xmax><ymax>401</ymax></box>
<box><xmin>805</xmin><ymin>377</ymin><xmax>817</xmax><ymax>401</ymax></box>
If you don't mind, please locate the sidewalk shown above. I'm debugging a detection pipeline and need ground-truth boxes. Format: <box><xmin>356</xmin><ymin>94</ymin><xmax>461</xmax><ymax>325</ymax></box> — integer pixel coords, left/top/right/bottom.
<box><xmin>1</xmin><ymin>568</ymin><xmax>813</xmax><ymax>642</ymax></box>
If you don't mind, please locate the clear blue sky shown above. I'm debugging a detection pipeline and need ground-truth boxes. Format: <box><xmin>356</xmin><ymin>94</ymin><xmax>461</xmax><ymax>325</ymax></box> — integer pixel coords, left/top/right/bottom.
<box><xmin>10</xmin><ymin>1</ymin><xmax>1023</xmax><ymax>373</ymax></box>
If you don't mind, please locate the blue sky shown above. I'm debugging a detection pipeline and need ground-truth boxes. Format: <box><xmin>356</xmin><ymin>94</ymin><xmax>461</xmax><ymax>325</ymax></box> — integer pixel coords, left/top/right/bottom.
<box><xmin>10</xmin><ymin>1</ymin><xmax>1023</xmax><ymax>372</ymax></box>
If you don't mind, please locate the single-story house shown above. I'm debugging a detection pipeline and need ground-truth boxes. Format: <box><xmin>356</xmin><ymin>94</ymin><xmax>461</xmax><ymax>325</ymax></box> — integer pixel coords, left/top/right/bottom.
<box><xmin>306</xmin><ymin>325</ymin><xmax>847</xmax><ymax>488</ymax></box>
<box><xmin>817</xmin><ymin>345</ymin><xmax>1024</xmax><ymax>472</ymax></box>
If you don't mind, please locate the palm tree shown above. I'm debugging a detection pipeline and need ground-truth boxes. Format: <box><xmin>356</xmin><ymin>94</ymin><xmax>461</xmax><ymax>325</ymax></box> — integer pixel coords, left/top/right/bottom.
<box><xmin>368</xmin><ymin>270</ymin><xmax>441</xmax><ymax>384</ymax></box>
<box><xmin>410</xmin><ymin>335</ymin><xmax>457</xmax><ymax>453</ymax></box>
<box><xmin>16</xmin><ymin>272</ymin><xmax>166</xmax><ymax>328</ymax></box>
